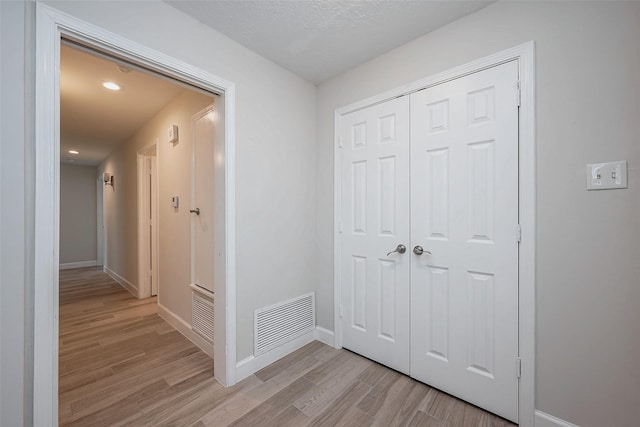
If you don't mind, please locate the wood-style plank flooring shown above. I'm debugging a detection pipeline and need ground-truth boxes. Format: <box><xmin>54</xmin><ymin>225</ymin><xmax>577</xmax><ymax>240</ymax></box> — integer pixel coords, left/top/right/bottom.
<box><xmin>59</xmin><ymin>267</ymin><xmax>516</xmax><ymax>427</ymax></box>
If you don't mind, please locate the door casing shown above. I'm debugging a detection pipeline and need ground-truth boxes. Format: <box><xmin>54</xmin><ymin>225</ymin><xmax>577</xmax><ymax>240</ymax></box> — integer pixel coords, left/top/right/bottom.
<box><xmin>333</xmin><ymin>42</ymin><xmax>536</xmax><ymax>427</ymax></box>
<box><xmin>34</xmin><ymin>4</ymin><xmax>238</xmax><ymax>425</ymax></box>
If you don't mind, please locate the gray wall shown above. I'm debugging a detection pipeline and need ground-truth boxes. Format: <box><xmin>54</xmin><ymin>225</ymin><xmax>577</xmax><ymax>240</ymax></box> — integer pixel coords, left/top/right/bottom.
<box><xmin>316</xmin><ymin>2</ymin><xmax>640</xmax><ymax>426</ymax></box>
<box><xmin>1</xmin><ymin>1</ymin><xmax>30</xmax><ymax>425</ymax></box>
<box><xmin>60</xmin><ymin>164</ymin><xmax>97</xmax><ymax>265</ymax></box>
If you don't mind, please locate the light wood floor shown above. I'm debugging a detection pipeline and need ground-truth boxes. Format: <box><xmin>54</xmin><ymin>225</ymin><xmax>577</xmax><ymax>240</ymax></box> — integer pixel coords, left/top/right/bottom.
<box><xmin>59</xmin><ymin>267</ymin><xmax>516</xmax><ymax>427</ymax></box>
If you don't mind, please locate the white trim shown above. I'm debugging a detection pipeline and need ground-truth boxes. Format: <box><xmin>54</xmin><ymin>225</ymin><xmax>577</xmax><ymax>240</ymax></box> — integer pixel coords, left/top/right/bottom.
<box><xmin>34</xmin><ymin>4</ymin><xmax>238</xmax><ymax>424</ymax></box>
<box><xmin>157</xmin><ymin>303</ymin><xmax>214</xmax><ymax>359</ymax></box>
<box><xmin>104</xmin><ymin>266</ymin><xmax>137</xmax><ymax>298</ymax></box>
<box><xmin>315</xmin><ymin>326</ymin><xmax>335</xmax><ymax>347</ymax></box>
<box><xmin>535</xmin><ymin>411</ymin><xmax>580</xmax><ymax>427</ymax></box>
<box><xmin>136</xmin><ymin>144</ymin><xmax>158</xmax><ymax>299</ymax></box>
<box><xmin>96</xmin><ymin>175</ymin><xmax>104</xmax><ymax>266</ymax></box>
<box><xmin>333</xmin><ymin>42</ymin><xmax>536</xmax><ymax>427</ymax></box>
<box><xmin>190</xmin><ymin>283</ymin><xmax>215</xmax><ymax>300</ymax></box>
<box><xmin>236</xmin><ymin>329</ymin><xmax>317</xmax><ymax>382</ymax></box>
<box><xmin>59</xmin><ymin>260</ymin><xmax>98</xmax><ymax>270</ymax></box>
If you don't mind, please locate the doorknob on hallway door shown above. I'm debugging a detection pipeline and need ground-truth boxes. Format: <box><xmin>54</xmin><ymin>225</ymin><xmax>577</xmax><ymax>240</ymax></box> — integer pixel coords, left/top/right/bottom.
<box><xmin>387</xmin><ymin>244</ymin><xmax>406</xmax><ymax>256</ymax></box>
<box><xmin>413</xmin><ymin>246</ymin><xmax>431</xmax><ymax>255</ymax></box>
<box><xmin>190</xmin><ymin>208</ymin><xmax>200</xmax><ymax>215</ymax></box>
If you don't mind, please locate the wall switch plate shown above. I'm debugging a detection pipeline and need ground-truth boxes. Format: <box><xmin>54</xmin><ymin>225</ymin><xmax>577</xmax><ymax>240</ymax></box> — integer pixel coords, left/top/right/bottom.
<box><xmin>171</xmin><ymin>196</ymin><xmax>179</xmax><ymax>208</ymax></box>
<box><xmin>586</xmin><ymin>161</ymin><xmax>628</xmax><ymax>190</ymax></box>
<box><xmin>168</xmin><ymin>124</ymin><xmax>179</xmax><ymax>144</ymax></box>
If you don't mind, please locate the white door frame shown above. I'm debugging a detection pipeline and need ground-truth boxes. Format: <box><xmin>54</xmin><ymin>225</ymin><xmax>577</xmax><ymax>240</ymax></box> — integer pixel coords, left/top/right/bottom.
<box><xmin>34</xmin><ymin>4</ymin><xmax>238</xmax><ymax>425</ymax></box>
<box><xmin>137</xmin><ymin>144</ymin><xmax>158</xmax><ymax>299</ymax></box>
<box><xmin>333</xmin><ymin>42</ymin><xmax>536</xmax><ymax>426</ymax></box>
<box><xmin>96</xmin><ymin>174</ymin><xmax>104</xmax><ymax>267</ymax></box>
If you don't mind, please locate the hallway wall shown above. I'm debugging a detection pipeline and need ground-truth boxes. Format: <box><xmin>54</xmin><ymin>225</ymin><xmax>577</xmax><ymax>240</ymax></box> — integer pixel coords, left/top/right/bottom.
<box><xmin>60</xmin><ymin>163</ymin><xmax>97</xmax><ymax>266</ymax></box>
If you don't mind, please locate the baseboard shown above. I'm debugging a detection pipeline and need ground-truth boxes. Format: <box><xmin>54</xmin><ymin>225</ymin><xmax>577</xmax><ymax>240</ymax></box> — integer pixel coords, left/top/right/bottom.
<box><xmin>315</xmin><ymin>326</ymin><xmax>335</xmax><ymax>347</ymax></box>
<box><xmin>104</xmin><ymin>266</ymin><xmax>137</xmax><ymax>298</ymax></box>
<box><xmin>157</xmin><ymin>303</ymin><xmax>214</xmax><ymax>359</ymax></box>
<box><xmin>535</xmin><ymin>411</ymin><xmax>579</xmax><ymax>427</ymax></box>
<box><xmin>60</xmin><ymin>260</ymin><xmax>98</xmax><ymax>270</ymax></box>
<box><xmin>236</xmin><ymin>328</ymin><xmax>317</xmax><ymax>382</ymax></box>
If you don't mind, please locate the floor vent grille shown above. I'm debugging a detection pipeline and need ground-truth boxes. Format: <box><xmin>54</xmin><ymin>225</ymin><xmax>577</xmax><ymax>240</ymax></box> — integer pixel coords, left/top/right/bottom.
<box><xmin>192</xmin><ymin>291</ymin><xmax>214</xmax><ymax>343</ymax></box>
<box><xmin>254</xmin><ymin>292</ymin><xmax>315</xmax><ymax>356</ymax></box>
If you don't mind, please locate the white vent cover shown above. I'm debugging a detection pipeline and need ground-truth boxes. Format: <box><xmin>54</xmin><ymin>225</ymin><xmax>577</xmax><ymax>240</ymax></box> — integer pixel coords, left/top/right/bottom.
<box><xmin>192</xmin><ymin>292</ymin><xmax>214</xmax><ymax>343</ymax></box>
<box><xmin>254</xmin><ymin>292</ymin><xmax>315</xmax><ymax>356</ymax></box>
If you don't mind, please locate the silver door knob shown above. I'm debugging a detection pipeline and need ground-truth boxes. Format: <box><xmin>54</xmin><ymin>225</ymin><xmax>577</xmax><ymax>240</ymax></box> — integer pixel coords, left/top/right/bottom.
<box><xmin>190</xmin><ymin>208</ymin><xmax>200</xmax><ymax>215</ymax></box>
<box><xmin>387</xmin><ymin>244</ymin><xmax>407</xmax><ymax>256</ymax></box>
<box><xmin>413</xmin><ymin>245</ymin><xmax>431</xmax><ymax>255</ymax></box>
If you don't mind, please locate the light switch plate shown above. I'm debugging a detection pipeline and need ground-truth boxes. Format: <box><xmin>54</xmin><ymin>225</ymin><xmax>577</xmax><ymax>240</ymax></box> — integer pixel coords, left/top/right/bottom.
<box><xmin>168</xmin><ymin>124</ymin><xmax>179</xmax><ymax>144</ymax></box>
<box><xmin>586</xmin><ymin>160</ymin><xmax>628</xmax><ymax>190</ymax></box>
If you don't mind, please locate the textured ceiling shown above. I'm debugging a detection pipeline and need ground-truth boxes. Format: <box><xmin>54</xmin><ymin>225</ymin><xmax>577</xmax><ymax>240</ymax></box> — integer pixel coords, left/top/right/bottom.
<box><xmin>166</xmin><ymin>0</ymin><xmax>494</xmax><ymax>84</ymax></box>
<box><xmin>61</xmin><ymin>44</ymin><xmax>186</xmax><ymax>165</ymax></box>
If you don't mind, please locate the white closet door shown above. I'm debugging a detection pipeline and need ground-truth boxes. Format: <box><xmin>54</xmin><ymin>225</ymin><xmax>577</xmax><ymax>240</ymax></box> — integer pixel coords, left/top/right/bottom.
<box><xmin>340</xmin><ymin>96</ymin><xmax>411</xmax><ymax>374</ymax></box>
<box><xmin>409</xmin><ymin>61</ymin><xmax>519</xmax><ymax>422</ymax></box>
<box><xmin>192</xmin><ymin>106</ymin><xmax>216</xmax><ymax>292</ymax></box>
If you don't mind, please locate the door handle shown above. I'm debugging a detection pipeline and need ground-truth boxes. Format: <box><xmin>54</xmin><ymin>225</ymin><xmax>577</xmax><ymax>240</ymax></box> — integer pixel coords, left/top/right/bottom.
<box><xmin>190</xmin><ymin>208</ymin><xmax>200</xmax><ymax>215</ymax></box>
<box><xmin>413</xmin><ymin>245</ymin><xmax>431</xmax><ymax>255</ymax></box>
<box><xmin>387</xmin><ymin>244</ymin><xmax>407</xmax><ymax>256</ymax></box>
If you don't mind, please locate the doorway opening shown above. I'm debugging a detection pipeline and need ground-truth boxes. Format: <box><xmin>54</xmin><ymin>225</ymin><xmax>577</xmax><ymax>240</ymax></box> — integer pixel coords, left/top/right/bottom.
<box><xmin>35</xmin><ymin>4</ymin><xmax>238</xmax><ymax>424</ymax></box>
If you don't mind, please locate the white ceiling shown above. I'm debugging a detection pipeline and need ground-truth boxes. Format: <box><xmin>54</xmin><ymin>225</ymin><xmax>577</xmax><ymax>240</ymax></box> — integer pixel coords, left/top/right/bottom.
<box><xmin>165</xmin><ymin>0</ymin><xmax>494</xmax><ymax>84</ymax></box>
<box><xmin>61</xmin><ymin>44</ymin><xmax>186</xmax><ymax>166</ymax></box>
<box><xmin>61</xmin><ymin>1</ymin><xmax>494</xmax><ymax>166</ymax></box>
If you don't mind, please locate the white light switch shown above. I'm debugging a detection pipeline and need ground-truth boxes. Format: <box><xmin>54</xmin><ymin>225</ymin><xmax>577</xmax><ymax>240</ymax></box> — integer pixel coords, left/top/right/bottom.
<box><xmin>586</xmin><ymin>161</ymin><xmax>627</xmax><ymax>190</ymax></box>
<box><xmin>168</xmin><ymin>124</ymin><xmax>179</xmax><ymax>144</ymax></box>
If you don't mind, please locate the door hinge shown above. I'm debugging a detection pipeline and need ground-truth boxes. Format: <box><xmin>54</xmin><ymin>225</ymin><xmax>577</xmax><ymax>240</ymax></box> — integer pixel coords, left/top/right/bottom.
<box><xmin>516</xmin><ymin>357</ymin><xmax>522</xmax><ymax>378</ymax></box>
<box><xmin>338</xmin><ymin>220</ymin><xmax>343</xmax><ymax>234</ymax></box>
<box><xmin>516</xmin><ymin>81</ymin><xmax>521</xmax><ymax>107</ymax></box>
<box><xmin>516</xmin><ymin>224</ymin><xmax>522</xmax><ymax>243</ymax></box>
<box><xmin>338</xmin><ymin>136</ymin><xmax>343</xmax><ymax>148</ymax></box>
<box><xmin>338</xmin><ymin>305</ymin><xmax>343</xmax><ymax>318</ymax></box>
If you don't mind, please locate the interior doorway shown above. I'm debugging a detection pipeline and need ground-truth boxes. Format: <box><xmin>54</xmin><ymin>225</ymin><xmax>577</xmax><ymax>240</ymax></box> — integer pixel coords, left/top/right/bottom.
<box><xmin>138</xmin><ymin>145</ymin><xmax>159</xmax><ymax>297</ymax></box>
<box><xmin>34</xmin><ymin>5</ymin><xmax>238</xmax><ymax>424</ymax></box>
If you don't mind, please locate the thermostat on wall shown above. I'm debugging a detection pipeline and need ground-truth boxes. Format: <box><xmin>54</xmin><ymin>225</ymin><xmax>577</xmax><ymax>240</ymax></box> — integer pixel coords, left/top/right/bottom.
<box><xmin>167</xmin><ymin>124</ymin><xmax>179</xmax><ymax>144</ymax></box>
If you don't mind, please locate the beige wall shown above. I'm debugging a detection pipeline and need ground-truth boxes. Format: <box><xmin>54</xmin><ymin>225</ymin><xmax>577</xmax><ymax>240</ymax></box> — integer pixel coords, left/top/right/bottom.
<box><xmin>44</xmin><ymin>0</ymin><xmax>319</xmax><ymax>363</ymax></box>
<box><xmin>100</xmin><ymin>90</ymin><xmax>213</xmax><ymax>326</ymax></box>
<box><xmin>60</xmin><ymin>163</ymin><xmax>97</xmax><ymax>264</ymax></box>
<box><xmin>316</xmin><ymin>2</ymin><xmax>640</xmax><ymax>426</ymax></box>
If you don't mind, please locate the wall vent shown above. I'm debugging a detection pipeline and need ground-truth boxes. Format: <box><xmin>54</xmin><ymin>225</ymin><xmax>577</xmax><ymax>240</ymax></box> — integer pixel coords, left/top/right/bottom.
<box><xmin>192</xmin><ymin>291</ymin><xmax>214</xmax><ymax>343</ymax></box>
<box><xmin>254</xmin><ymin>292</ymin><xmax>315</xmax><ymax>356</ymax></box>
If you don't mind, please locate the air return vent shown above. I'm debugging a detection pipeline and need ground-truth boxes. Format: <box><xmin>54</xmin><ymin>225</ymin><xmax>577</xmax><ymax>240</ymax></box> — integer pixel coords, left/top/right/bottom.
<box><xmin>192</xmin><ymin>291</ymin><xmax>214</xmax><ymax>343</ymax></box>
<box><xmin>254</xmin><ymin>292</ymin><xmax>315</xmax><ymax>356</ymax></box>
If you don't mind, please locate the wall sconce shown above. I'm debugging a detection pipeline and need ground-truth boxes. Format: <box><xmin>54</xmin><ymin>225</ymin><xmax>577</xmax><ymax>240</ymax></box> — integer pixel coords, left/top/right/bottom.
<box><xmin>103</xmin><ymin>172</ymin><xmax>114</xmax><ymax>186</ymax></box>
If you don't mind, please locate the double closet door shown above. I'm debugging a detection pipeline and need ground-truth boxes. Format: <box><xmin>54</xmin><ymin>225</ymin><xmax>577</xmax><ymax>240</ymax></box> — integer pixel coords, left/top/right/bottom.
<box><xmin>339</xmin><ymin>61</ymin><xmax>519</xmax><ymax>422</ymax></box>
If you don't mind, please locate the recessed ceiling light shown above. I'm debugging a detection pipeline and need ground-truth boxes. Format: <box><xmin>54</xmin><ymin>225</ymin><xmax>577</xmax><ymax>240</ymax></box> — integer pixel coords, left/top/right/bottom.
<box><xmin>68</xmin><ymin>150</ymin><xmax>79</xmax><ymax>154</ymax></box>
<box><xmin>102</xmin><ymin>81</ymin><xmax>121</xmax><ymax>91</ymax></box>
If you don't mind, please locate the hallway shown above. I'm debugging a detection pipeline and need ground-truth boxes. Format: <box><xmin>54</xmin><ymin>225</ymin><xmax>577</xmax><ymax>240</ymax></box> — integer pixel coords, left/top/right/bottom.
<box><xmin>59</xmin><ymin>268</ymin><xmax>515</xmax><ymax>426</ymax></box>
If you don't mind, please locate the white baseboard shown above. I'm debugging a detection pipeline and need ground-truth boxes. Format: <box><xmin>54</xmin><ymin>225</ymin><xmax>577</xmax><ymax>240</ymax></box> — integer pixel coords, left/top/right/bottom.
<box><xmin>236</xmin><ymin>328</ymin><xmax>317</xmax><ymax>382</ymax></box>
<box><xmin>315</xmin><ymin>326</ymin><xmax>335</xmax><ymax>347</ymax></box>
<box><xmin>104</xmin><ymin>266</ymin><xmax>137</xmax><ymax>298</ymax></box>
<box><xmin>60</xmin><ymin>260</ymin><xmax>98</xmax><ymax>270</ymax></box>
<box><xmin>157</xmin><ymin>303</ymin><xmax>214</xmax><ymax>359</ymax></box>
<box><xmin>535</xmin><ymin>411</ymin><xmax>579</xmax><ymax>427</ymax></box>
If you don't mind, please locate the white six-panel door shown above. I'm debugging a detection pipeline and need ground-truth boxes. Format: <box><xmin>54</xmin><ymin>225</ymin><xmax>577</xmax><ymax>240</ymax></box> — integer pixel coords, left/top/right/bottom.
<box><xmin>192</xmin><ymin>105</ymin><xmax>216</xmax><ymax>292</ymax></box>
<box><xmin>409</xmin><ymin>61</ymin><xmax>519</xmax><ymax>421</ymax></box>
<box><xmin>340</xmin><ymin>61</ymin><xmax>519</xmax><ymax>421</ymax></box>
<box><xmin>340</xmin><ymin>96</ymin><xmax>411</xmax><ymax>374</ymax></box>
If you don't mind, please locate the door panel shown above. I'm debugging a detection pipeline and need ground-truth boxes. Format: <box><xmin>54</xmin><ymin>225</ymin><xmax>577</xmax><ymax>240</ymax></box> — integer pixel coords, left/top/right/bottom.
<box><xmin>409</xmin><ymin>61</ymin><xmax>519</xmax><ymax>422</ymax></box>
<box><xmin>192</xmin><ymin>106</ymin><xmax>215</xmax><ymax>292</ymax></box>
<box><xmin>340</xmin><ymin>96</ymin><xmax>410</xmax><ymax>374</ymax></box>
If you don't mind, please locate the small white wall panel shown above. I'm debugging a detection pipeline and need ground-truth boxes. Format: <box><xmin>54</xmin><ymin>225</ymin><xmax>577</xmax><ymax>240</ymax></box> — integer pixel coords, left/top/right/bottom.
<box><xmin>427</xmin><ymin>266</ymin><xmax>449</xmax><ymax>362</ymax></box>
<box><xmin>468</xmin><ymin>140</ymin><xmax>495</xmax><ymax>242</ymax></box>
<box><xmin>352</xmin><ymin>161</ymin><xmax>367</xmax><ymax>234</ymax></box>
<box><xmin>426</xmin><ymin>148</ymin><xmax>449</xmax><ymax>240</ymax></box>
<box><xmin>378</xmin><ymin>259</ymin><xmax>396</xmax><ymax>341</ymax></box>
<box><xmin>378</xmin><ymin>156</ymin><xmax>396</xmax><ymax>235</ymax></box>
<box><xmin>352</xmin><ymin>256</ymin><xmax>367</xmax><ymax>331</ymax></box>
<box><xmin>467</xmin><ymin>271</ymin><xmax>495</xmax><ymax>379</ymax></box>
